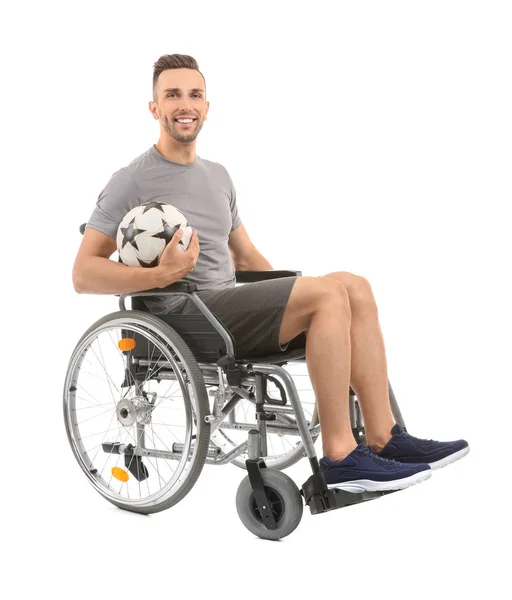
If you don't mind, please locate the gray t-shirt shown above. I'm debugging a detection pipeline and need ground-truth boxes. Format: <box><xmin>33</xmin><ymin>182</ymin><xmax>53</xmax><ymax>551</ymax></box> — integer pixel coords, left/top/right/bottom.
<box><xmin>86</xmin><ymin>144</ymin><xmax>242</xmax><ymax>313</ymax></box>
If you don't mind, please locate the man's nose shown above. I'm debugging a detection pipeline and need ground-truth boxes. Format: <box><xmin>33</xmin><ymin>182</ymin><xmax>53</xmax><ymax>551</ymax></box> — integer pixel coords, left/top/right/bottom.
<box><xmin>179</xmin><ymin>101</ymin><xmax>195</xmax><ymax>113</ymax></box>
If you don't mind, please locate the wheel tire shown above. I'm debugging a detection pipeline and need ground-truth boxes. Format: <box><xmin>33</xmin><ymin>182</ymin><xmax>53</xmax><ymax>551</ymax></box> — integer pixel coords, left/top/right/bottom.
<box><xmin>235</xmin><ymin>469</ymin><xmax>303</xmax><ymax>540</ymax></box>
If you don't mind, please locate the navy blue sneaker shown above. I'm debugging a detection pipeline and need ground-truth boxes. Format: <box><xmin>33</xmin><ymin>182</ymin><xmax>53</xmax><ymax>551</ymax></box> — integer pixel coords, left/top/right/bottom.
<box><xmin>371</xmin><ymin>424</ymin><xmax>470</xmax><ymax>470</ymax></box>
<box><xmin>319</xmin><ymin>443</ymin><xmax>431</xmax><ymax>492</ymax></box>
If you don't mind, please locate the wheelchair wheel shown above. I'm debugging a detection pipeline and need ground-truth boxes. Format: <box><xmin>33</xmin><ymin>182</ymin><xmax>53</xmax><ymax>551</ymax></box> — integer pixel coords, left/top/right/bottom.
<box><xmin>63</xmin><ymin>310</ymin><xmax>211</xmax><ymax>514</ymax></box>
<box><xmin>236</xmin><ymin>469</ymin><xmax>303</xmax><ymax>540</ymax></box>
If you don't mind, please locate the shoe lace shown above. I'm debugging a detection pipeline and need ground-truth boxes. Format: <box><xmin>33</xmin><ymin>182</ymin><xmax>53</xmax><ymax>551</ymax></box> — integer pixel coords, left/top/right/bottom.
<box><xmin>400</xmin><ymin>429</ymin><xmax>436</xmax><ymax>446</ymax></box>
<box><xmin>360</xmin><ymin>445</ymin><xmax>399</xmax><ymax>465</ymax></box>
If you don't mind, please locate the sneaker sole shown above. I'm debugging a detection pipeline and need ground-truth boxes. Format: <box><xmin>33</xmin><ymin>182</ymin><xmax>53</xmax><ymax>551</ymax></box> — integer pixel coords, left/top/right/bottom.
<box><xmin>428</xmin><ymin>445</ymin><xmax>470</xmax><ymax>470</ymax></box>
<box><xmin>326</xmin><ymin>469</ymin><xmax>432</xmax><ymax>493</ymax></box>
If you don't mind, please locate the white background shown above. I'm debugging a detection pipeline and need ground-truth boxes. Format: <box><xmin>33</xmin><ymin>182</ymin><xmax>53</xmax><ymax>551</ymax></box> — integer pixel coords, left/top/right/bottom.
<box><xmin>2</xmin><ymin>0</ymin><xmax>510</xmax><ymax>597</ymax></box>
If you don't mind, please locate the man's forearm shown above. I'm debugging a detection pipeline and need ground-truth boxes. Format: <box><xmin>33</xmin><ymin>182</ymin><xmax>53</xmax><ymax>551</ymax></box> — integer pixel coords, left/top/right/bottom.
<box><xmin>236</xmin><ymin>249</ymin><xmax>273</xmax><ymax>271</ymax></box>
<box><xmin>73</xmin><ymin>256</ymin><xmax>163</xmax><ymax>294</ymax></box>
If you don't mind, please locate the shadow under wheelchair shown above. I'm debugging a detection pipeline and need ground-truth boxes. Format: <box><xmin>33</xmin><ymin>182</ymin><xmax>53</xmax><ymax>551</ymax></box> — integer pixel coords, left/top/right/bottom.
<box><xmin>64</xmin><ymin>226</ymin><xmax>406</xmax><ymax>540</ymax></box>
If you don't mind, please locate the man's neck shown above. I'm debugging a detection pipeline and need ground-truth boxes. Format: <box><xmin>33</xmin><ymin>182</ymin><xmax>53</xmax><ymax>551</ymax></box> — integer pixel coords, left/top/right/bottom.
<box><xmin>154</xmin><ymin>142</ymin><xmax>196</xmax><ymax>165</ymax></box>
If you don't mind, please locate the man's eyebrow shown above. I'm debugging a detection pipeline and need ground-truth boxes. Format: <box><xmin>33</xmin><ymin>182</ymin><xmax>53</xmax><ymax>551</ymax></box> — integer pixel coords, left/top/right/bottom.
<box><xmin>162</xmin><ymin>88</ymin><xmax>204</xmax><ymax>94</ymax></box>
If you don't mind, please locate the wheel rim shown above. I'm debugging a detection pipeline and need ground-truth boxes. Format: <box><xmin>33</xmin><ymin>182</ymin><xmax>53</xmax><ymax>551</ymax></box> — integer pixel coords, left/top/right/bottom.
<box><xmin>249</xmin><ymin>487</ymin><xmax>285</xmax><ymax>523</ymax></box>
<box><xmin>64</xmin><ymin>317</ymin><xmax>203</xmax><ymax>509</ymax></box>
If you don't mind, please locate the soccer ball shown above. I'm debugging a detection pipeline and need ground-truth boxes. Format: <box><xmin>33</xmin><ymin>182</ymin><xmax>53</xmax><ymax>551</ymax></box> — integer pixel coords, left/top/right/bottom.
<box><xmin>116</xmin><ymin>201</ymin><xmax>193</xmax><ymax>267</ymax></box>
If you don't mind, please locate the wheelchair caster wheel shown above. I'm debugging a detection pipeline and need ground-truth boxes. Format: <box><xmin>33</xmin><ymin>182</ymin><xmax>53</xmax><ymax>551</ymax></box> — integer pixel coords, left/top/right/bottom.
<box><xmin>236</xmin><ymin>469</ymin><xmax>303</xmax><ymax>540</ymax></box>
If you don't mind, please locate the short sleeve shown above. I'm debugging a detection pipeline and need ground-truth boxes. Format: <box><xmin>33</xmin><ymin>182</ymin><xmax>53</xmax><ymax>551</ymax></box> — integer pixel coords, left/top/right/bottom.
<box><xmin>86</xmin><ymin>168</ymin><xmax>140</xmax><ymax>239</ymax></box>
<box><xmin>225</xmin><ymin>169</ymin><xmax>242</xmax><ymax>232</ymax></box>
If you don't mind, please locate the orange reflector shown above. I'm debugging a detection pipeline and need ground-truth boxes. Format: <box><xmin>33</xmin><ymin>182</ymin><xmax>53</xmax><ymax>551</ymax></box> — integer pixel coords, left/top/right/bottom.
<box><xmin>112</xmin><ymin>467</ymin><xmax>129</xmax><ymax>482</ymax></box>
<box><xmin>118</xmin><ymin>338</ymin><xmax>136</xmax><ymax>351</ymax></box>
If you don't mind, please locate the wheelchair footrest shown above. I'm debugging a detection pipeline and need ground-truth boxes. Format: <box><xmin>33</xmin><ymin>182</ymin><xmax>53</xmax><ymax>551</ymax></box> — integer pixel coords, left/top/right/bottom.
<box><xmin>301</xmin><ymin>471</ymin><xmax>396</xmax><ymax>515</ymax></box>
<box><xmin>101</xmin><ymin>442</ymin><xmax>149</xmax><ymax>482</ymax></box>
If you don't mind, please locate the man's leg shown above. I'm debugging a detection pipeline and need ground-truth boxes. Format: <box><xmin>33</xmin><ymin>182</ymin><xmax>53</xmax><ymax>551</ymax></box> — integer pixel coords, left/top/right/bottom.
<box><xmin>280</xmin><ymin>274</ymin><xmax>395</xmax><ymax>460</ymax></box>
<box><xmin>280</xmin><ymin>275</ymin><xmax>467</xmax><ymax>479</ymax></box>
<box><xmin>322</xmin><ymin>272</ymin><xmax>395</xmax><ymax>451</ymax></box>
<box><xmin>279</xmin><ymin>277</ymin><xmax>357</xmax><ymax>461</ymax></box>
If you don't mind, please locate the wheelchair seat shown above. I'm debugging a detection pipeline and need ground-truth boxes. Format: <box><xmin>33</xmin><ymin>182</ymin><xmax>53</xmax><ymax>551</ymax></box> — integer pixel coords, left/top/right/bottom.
<box><xmin>120</xmin><ymin>271</ymin><xmax>307</xmax><ymax>367</ymax></box>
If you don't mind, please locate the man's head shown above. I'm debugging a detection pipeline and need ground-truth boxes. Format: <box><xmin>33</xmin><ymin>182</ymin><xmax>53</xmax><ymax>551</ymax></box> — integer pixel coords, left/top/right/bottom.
<box><xmin>149</xmin><ymin>54</ymin><xmax>209</xmax><ymax>144</ymax></box>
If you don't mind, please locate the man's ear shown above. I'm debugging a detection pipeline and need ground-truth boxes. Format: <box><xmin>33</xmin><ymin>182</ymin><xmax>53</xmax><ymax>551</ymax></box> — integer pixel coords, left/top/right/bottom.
<box><xmin>149</xmin><ymin>101</ymin><xmax>159</xmax><ymax>119</ymax></box>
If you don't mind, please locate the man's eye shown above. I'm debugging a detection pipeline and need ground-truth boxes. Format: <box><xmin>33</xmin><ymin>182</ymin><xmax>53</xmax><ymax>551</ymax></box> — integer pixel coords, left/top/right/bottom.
<box><xmin>167</xmin><ymin>93</ymin><xmax>201</xmax><ymax>98</ymax></box>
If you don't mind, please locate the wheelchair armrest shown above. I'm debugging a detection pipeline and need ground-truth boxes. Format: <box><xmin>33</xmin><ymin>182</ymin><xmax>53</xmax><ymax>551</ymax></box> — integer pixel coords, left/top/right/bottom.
<box><xmin>116</xmin><ymin>280</ymin><xmax>197</xmax><ymax>310</ymax></box>
<box><xmin>235</xmin><ymin>270</ymin><xmax>302</xmax><ymax>282</ymax></box>
<box><xmin>117</xmin><ymin>270</ymin><xmax>301</xmax><ymax>300</ymax></box>
<box><xmin>115</xmin><ymin>280</ymin><xmax>198</xmax><ymax>298</ymax></box>
<box><xmin>116</xmin><ymin>273</ymin><xmax>302</xmax><ymax>309</ymax></box>
<box><xmin>116</xmin><ymin>272</ymin><xmax>302</xmax><ymax>310</ymax></box>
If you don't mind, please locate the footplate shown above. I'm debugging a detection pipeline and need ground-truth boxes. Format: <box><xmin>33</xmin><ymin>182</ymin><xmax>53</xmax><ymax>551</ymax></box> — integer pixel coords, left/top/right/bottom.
<box><xmin>301</xmin><ymin>471</ymin><xmax>396</xmax><ymax>515</ymax></box>
<box><xmin>101</xmin><ymin>442</ymin><xmax>149</xmax><ymax>482</ymax></box>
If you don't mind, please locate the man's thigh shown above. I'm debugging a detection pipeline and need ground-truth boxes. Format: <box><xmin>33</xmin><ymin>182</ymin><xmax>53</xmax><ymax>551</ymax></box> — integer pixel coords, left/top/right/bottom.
<box><xmin>279</xmin><ymin>275</ymin><xmax>347</xmax><ymax>346</ymax></box>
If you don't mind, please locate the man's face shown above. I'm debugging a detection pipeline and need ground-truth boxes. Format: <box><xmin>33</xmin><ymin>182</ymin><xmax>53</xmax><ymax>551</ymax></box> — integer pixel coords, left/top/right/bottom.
<box><xmin>151</xmin><ymin>68</ymin><xmax>209</xmax><ymax>143</ymax></box>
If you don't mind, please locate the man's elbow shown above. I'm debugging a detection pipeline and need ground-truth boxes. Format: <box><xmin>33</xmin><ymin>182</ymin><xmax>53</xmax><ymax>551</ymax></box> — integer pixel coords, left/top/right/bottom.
<box><xmin>72</xmin><ymin>265</ymin><xmax>84</xmax><ymax>294</ymax></box>
<box><xmin>73</xmin><ymin>277</ymin><xmax>83</xmax><ymax>294</ymax></box>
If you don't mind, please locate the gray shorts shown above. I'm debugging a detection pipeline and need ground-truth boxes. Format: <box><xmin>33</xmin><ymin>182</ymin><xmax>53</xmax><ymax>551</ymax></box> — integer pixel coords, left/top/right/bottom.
<box><xmin>175</xmin><ymin>276</ymin><xmax>307</xmax><ymax>359</ymax></box>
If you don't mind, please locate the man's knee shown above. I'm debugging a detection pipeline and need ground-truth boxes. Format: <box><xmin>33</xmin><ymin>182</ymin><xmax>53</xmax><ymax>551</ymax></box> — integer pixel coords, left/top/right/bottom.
<box><xmin>316</xmin><ymin>276</ymin><xmax>351</xmax><ymax>314</ymax></box>
<box><xmin>285</xmin><ymin>276</ymin><xmax>350</xmax><ymax>329</ymax></box>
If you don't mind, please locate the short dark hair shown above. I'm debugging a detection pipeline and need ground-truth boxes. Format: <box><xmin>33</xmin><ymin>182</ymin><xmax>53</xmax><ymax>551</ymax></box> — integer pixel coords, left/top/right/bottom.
<box><xmin>152</xmin><ymin>54</ymin><xmax>206</xmax><ymax>102</ymax></box>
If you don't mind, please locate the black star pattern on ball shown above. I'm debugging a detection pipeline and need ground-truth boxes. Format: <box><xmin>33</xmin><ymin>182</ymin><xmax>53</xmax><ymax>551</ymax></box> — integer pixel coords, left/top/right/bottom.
<box><xmin>120</xmin><ymin>218</ymin><xmax>147</xmax><ymax>251</ymax></box>
<box><xmin>152</xmin><ymin>222</ymin><xmax>183</xmax><ymax>246</ymax></box>
<box><xmin>121</xmin><ymin>217</ymin><xmax>146</xmax><ymax>250</ymax></box>
<box><xmin>137</xmin><ymin>256</ymin><xmax>160</xmax><ymax>268</ymax></box>
<box><xmin>140</xmin><ymin>201</ymin><xmax>166</xmax><ymax>214</ymax></box>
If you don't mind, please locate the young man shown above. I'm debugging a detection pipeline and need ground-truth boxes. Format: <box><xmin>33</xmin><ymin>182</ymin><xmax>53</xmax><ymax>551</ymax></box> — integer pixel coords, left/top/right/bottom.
<box><xmin>73</xmin><ymin>53</ymin><xmax>469</xmax><ymax>494</ymax></box>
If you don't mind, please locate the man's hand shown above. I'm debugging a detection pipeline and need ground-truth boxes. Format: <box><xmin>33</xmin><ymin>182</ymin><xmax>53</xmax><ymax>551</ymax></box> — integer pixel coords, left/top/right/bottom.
<box><xmin>155</xmin><ymin>229</ymin><xmax>200</xmax><ymax>288</ymax></box>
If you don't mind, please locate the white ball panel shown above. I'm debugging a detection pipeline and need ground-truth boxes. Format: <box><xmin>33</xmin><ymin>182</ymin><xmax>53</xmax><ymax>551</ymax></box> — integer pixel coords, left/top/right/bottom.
<box><xmin>134</xmin><ymin>207</ymin><xmax>166</xmax><ymax>231</ymax></box>
<box><xmin>162</xmin><ymin>203</ymin><xmax>188</xmax><ymax>228</ymax></box>
<box><xmin>135</xmin><ymin>233</ymin><xmax>165</xmax><ymax>262</ymax></box>
<box><xmin>119</xmin><ymin>243</ymin><xmax>140</xmax><ymax>267</ymax></box>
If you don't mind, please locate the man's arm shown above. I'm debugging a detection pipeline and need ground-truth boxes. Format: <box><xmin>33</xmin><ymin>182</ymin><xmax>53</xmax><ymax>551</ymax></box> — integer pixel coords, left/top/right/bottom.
<box><xmin>235</xmin><ymin>248</ymin><xmax>273</xmax><ymax>271</ymax></box>
<box><xmin>228</xmin><ymin>224</ymin><xmax>273</xmax><ymax>271</ymax></box>
<box><xmin>73</xmin><ymin>228</ymin><xmax>165</xmax><ymax>294</ymax></box>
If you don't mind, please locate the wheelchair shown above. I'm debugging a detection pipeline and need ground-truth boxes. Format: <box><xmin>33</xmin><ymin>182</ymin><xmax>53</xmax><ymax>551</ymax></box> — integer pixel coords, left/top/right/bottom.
<box><xmin>63</xmin><ymin>223</ymin><xmax>407</xmax><ymax>540</ymax></box>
